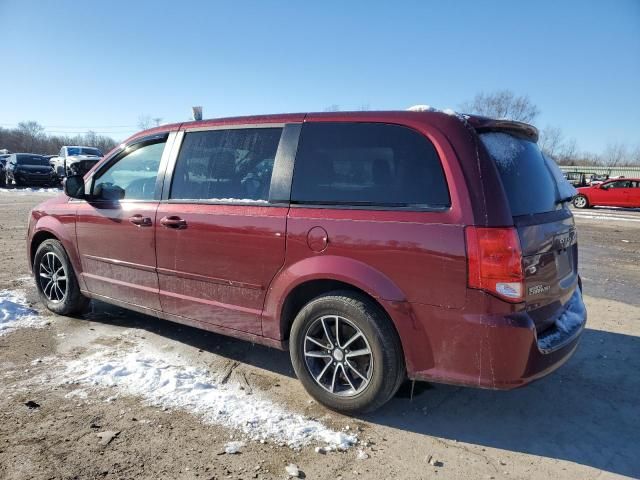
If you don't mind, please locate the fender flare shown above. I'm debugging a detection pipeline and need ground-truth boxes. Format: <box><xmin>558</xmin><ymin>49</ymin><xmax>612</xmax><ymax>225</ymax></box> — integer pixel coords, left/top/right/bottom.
<box><xmin>262</xmin><ymin>255</ymin><xmax>406</xmax><ymax>339</ymax></box>
<box><xmin>30</xmin><ymin>217</ymin><xmax>86</xmax><ymax>290</ymax></box>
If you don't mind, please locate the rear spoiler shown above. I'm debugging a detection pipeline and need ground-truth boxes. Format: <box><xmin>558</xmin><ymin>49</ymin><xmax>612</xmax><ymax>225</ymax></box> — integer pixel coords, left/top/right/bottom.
<box><xmin>471</xmin><ymin>118</ymin><xmax>539</xmax><ymax>142</ymax></box>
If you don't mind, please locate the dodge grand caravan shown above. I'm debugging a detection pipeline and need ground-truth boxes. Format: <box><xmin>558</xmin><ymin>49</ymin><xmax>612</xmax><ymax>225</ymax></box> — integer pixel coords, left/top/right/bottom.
<box><xmin>27</xmin><ymin>111</ymin><xmax>586</xmax><ymax>413</ymax></box>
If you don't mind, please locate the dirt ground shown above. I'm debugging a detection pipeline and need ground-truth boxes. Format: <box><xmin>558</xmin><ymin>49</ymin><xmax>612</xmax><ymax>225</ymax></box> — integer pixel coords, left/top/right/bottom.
<box><xmin>1</xmin><ymin>191</ymin><xmax>639</xmax><ymax>480</ymax></box>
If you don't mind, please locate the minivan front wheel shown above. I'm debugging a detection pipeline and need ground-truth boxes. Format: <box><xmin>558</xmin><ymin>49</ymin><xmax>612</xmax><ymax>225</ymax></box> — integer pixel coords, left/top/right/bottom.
<box><xmin>290</xmin><ymin>291</ymin><xmax>405</xmax><ymax>413</ymax></box>
<box><xmin>34</xmin><ymin>239</ymin><xmax>89</xmax><ymax>315</ymax></box>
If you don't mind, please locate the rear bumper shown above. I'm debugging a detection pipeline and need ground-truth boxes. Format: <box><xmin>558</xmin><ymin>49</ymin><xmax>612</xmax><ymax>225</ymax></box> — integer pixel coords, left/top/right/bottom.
<box><xmin>388</xmin><ymin>287</ymin><xmax>586</xmax><ymax>390</ymax></box>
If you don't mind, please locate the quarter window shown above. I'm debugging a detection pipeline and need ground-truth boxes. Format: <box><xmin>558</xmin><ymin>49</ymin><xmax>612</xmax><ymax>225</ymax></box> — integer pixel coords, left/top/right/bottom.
<box><xmin>93</xmin><ymin>141</ymin><xmax>165</xmax><ymax>200</ymax></box>
<box><xmin>170</xmin><ymin>128</ymin><xmax>282</xmax><ymax>202</ymax></box>
<box><xmin>290</xmin><ymin>123</ymin><xmax>450</xmax><ymax>208</ymax></box>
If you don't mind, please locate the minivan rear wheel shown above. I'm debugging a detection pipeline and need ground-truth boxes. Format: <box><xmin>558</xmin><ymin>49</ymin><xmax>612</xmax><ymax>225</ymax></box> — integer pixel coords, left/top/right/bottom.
<box><xmin>34</xmin><ymin>239</ymin><xmax>90</xmax><ymax>315</ymax></box>
<box><xmin>290</xmin><ymin>291</ymin><xmax>405</xmax><ymax>413</ymax></box>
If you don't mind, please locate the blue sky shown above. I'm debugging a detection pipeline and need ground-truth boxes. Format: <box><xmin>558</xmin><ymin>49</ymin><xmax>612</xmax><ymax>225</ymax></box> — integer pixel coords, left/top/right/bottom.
<box><xmin>1</xmin><ymin>0</ymin><xmax>638</xmax><ymax>153</ymax></box>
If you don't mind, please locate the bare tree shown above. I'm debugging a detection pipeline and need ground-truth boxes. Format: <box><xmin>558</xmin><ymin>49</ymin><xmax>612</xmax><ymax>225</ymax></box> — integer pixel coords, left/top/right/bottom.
<box><xmin>460</xmin><ymin>90</ymin><xmax>540</xmax><ymax>123</ymax></box>
<box><xmin>539</xmin><ymin>126</ymin><xmax>579</xmax><ymax>165</ymax></box>
<box><xmin>152</xmin><ymin>117</ymin><xmax>163</xmax><ymax>127</ymax></box>
<box><xmin>602</xmin><ymin>143</ymin><xmax>629</xmax><ymax>167</ymax></box>
<box><xmin>539</xmin><ymin>126</ymin><xmax>564</xmax><ymax>158</ymax></box>
<box><xmin>137</xmin><ymin>115</ymin><xmax>153</xmax><ymax>130</ymax></box>
<box><xmin>323</xmin><ymin>104</ymin><xmax>341</xmax><ymax>112</ymax></box>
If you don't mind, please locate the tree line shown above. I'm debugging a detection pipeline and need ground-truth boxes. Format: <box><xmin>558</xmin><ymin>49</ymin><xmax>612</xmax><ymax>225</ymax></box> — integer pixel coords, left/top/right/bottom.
<box><xmin>3</xmin><ymin>92</ymin><xmax>639</xmax><ymax>166</ymax></box>
<box><xmin>460</xmin><ymin>90</ymin><xmax>640</xmax><ymax>167</ymax></box>
<box><xmin>0</xmin><ymin>121</ymin><xmax>118</xmax><ymax>156</ymax></box>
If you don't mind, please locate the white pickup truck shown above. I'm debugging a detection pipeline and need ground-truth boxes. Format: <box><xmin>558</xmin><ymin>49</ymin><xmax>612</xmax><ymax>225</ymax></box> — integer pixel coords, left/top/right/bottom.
<box><xmin>51</xmin><ymin>146</ymin><xmax>103</xmax><ymax>177</ymax></box>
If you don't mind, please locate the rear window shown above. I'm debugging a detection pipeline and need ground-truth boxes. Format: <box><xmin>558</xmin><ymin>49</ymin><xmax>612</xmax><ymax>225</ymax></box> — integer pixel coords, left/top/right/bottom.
<box><xmin>291</xmin><ymin>122</ymin><xmax>450</xmax><ymax>208</ymax></box>
<box><xmin>480</xmin><ymin>132</ymin><xmax>576</xmax><ymax>216</ymax></box>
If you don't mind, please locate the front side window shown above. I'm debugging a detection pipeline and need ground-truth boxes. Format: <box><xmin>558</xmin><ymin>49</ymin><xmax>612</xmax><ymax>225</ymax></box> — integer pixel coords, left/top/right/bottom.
<box><xmin>170</xmin><ymin>128</ymin><xmax>282</xmax><ymax>202</ymax></box>
<box><xmin>603</xmin><ymin>180</ymin><xmax>630</xmax><ymax>189</ymax></box>
<box><xmin>290</xmin><ymin>122</ymin><xmax>450</xmax><ymax>208</ymax></box>
<box><xmin>93</xmin><ymin>141</ymin><xmax>165</xmax><ymax>200</ymax></box>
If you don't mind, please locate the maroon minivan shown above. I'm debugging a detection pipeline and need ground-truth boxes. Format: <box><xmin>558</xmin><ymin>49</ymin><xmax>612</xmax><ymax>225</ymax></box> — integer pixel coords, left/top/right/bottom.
<box><xmin>27</xmin><ymin>111</ymin><xmax>586</xmax><ymax>413</ymax></box>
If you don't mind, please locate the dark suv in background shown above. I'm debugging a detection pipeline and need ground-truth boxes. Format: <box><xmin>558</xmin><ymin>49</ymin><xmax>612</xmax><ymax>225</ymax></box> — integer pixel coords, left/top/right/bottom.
<box><xmin>5</xmin><ymin>153</ymin><xmax>58</xmax><ymax>187</ymax></box>
<box><xmin>27</xmin><ymin>111</ymin><xmax>586</xmax><ymax>413</ymax></box>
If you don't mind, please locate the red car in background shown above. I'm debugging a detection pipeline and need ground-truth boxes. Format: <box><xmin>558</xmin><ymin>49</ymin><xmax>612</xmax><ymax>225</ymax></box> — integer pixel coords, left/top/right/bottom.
<box><xmin>573</xmin><ymin>178</ymin><xmax>640</xmax><ymax>208</ymax></box>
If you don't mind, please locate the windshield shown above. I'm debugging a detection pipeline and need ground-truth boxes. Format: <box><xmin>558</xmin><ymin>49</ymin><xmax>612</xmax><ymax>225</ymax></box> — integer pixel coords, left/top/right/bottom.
<box><xmin>67</xmin><ymin>147</ymin><xmax>102</xmax><ymax>157</ymax></box>
<box><xmin>16</xmin><ymin>155</ymin><xmax>50</xmax><ymax>166</ymax></box>
<box><xmin>480</xmin><ymin>132</ymin><xmax>577</xmax><ymax>216</ymax></box>
<box><xmin>16</xmin><ymin>155</ymin><xmax>50</xmax><ymax>167</ymax></box>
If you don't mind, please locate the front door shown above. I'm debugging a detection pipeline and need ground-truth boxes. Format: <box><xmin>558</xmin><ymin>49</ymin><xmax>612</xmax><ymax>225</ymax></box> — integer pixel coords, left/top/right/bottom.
<box><xmin>155</xmin><ymin>126</ymin><xmax>287</xmax><ymax>334</ymax></box>
<box><xmin>596</xmin><ymin>180</ymin><xmax>629</xmax><ymax>207</ymax></box>
<box><xmin>76</xmin><ymin>136</ymin><xmax>169</xmax><ymax>311</ymax></box>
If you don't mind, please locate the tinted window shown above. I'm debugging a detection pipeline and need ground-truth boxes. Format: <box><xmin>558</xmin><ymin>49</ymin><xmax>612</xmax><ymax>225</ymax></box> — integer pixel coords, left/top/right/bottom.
<box><xmin>170</xmin><ymin>128</ymin><xmax>282</xmax><ymax>202</ymax></box>
<box><xmin>93</xmin><ymin>141</ymin><xmax>165</xmax><ymax>200</ymax></box>
<box><xmin>291</xmin><ymin>122</ymin><xmax>450</xmax><ymax>208</ymax></box>
<box><xmin>480</xmin><ymin>132</ymin><xmax>576</xmax><ymax>216</ymax></box>
<box><xmin>16</xmin><ymin>155</ymin><xmax>49</xmax><ymax>166</ymax></box>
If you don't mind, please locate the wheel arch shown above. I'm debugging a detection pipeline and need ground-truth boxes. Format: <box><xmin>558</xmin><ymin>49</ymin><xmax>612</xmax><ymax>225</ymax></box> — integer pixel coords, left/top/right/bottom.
<box><xmin>30</xmin><ymin>230</ymin><xmax>59</xmax><ymax>268</ymax></box>
<box><xmin>262</xmin><ymin>255</ymin><xmax>408</xmax><ymax>342</ymax></box>
<box><xmin>29</xmin><ymin>218</ymin><xmax>86</xmax><ymax>291</ymax></box>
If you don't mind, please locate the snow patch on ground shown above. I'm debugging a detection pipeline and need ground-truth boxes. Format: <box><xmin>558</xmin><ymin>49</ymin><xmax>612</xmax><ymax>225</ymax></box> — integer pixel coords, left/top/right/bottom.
<box><xmin>62</xmin><ymin>348</ymin><xmax>357</xmax><ymax>450</ymax></box>
<box><xmin>0</xmin><ymin>187</ymin><xmax>61</xmax><ymax>194</ymax></box>
<box><xmin>0</xmin><ymin>289</ymin><xmax>46</xmax><ymax>336</ymax></box>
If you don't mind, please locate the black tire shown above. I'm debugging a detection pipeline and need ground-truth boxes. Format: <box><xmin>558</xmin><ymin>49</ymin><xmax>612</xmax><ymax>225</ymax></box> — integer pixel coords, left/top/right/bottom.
<box><xmin>290</xmin><ymin>290</ymin><xmax>405</xmax><ymax>414</ymax></box>
<box><xmin>33</xmin><ymin>239</ymin><xmax>90</xmax><ymax>315</ymax></box>
<box><xmin>573</xmin><ymin>194</ymin><xmax>589</xmax><ymax>209</ymax></box>
<box><xmin>0</xmin><ymin>173</ymin><xmax>5</xmax><ymax>188</ymax></box>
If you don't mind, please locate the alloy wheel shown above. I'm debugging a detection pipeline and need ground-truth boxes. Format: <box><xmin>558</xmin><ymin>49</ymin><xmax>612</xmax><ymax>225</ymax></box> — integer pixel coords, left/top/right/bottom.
<box><xmin>39</xmin><ymin>251</ymin><xmax>67</xmax><ymax>303</ymax></box>
<box><xmin>303</xmin><ymin>315</ymin><xmax>373</xmax><ymax>397</ymax></box>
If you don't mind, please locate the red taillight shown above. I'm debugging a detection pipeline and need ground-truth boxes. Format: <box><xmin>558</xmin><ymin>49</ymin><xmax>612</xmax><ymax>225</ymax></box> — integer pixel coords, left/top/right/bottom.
<box><xmin>465</xmin><ymin>226</ymin><xmax>524</xmax><ymax>302</ymax></box>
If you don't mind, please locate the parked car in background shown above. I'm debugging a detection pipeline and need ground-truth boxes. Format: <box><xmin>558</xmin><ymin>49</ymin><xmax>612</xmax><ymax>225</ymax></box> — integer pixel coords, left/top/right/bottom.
<box><xmin>573</xmin><ymin>178</ymin><xmax>640</xmax><ymax>208</ymax></box>
<box><xmin>27</xmin><ymin>111</ymin><xmax>586</xmax><ymax>413</ymax></box>
<box><xmin>5</xmin><ymin>153</ymin><xmax>58</xmax><ymax>187</ymax></box>
<box><xmin>0</xmin><ymin>154</ymin><xmax>10</xmax><ymax>187</ymax></box>
<box><xmin>50</xmin><ymin>146</ymin><xmax>103</xmax><ymax>177</ymax></box>
<box><xmin>563</xmin><ymin>171</ymin><xmax>596</xmax><ymax>188</ymax></box>
<box><xmin>588</xmin><ymin>173</ymin><xmax>610</xmax><ymax>185</ymax></box>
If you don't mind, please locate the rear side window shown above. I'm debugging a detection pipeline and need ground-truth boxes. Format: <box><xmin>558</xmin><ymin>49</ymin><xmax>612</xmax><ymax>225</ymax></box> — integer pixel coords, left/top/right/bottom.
<box><xmin>480</xmin><ymin>132</ymin><xmax>576</xmax><ymax>216</ymax></box>
<box><xmin>291</xmin><ymin>122</ymin><xmax>450</xmax><ymax>208</ymax></box>
<box><xmin>170</xmin><ymin>128</ymin><xmax>282</xmax><ymax>202</ymax></box>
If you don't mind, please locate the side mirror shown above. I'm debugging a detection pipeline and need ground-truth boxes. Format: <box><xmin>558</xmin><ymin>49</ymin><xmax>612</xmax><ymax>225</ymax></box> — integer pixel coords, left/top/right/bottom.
<box><xmin>63</xmin><ymin>175</ymin><xmax>85</xmax><ymax>199</ymax></box>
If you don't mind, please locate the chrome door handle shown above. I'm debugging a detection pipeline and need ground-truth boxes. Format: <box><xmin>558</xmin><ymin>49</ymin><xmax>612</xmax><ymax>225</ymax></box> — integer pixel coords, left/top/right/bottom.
<box><xmin>160</xmin><ymin>216</ymin><xmax>187</xmax><ymax>229</ymax></box>
<box><xmin>129</xmin><ymin>214</ymin><xmax>152</xmax><ymax>227</ymax></box>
